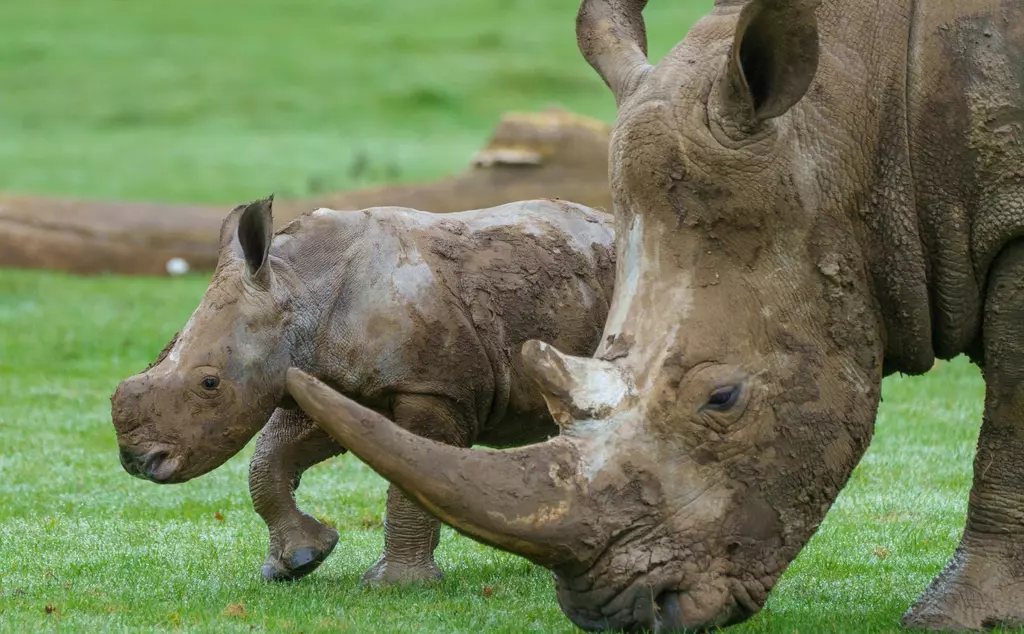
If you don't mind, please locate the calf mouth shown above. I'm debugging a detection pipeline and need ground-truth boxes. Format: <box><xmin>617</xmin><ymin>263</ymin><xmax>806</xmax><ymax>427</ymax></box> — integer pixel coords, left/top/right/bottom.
<box><xmin>118</xmin><ymin>444</ymin><xmax>182</xmax><ymax>483</ymax></box>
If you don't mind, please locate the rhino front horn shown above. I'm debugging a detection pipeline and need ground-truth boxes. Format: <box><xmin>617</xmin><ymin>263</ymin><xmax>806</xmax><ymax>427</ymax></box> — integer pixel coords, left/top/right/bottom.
<box><xmin>521</xmin><ymin>339</ymin><xmax>634</xmax><ymax>426</ymax></box>
<box><xmin>284</xmin><ymin>367</ymin><xmax>598</xmax><ymax>568</ymax></box>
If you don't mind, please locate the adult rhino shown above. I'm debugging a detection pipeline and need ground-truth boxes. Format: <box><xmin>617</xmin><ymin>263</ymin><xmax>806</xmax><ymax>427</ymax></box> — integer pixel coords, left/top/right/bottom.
<box><xmin>283</xmin><ymin>0</ymin><xmax>1024</xmax><ymax>631</ymax></box>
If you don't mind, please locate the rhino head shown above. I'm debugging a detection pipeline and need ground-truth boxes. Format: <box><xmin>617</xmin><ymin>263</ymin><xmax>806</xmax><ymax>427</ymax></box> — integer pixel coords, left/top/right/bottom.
<box><xmin>111</xmin><ymin>197</ymin><xmax>297</xmax><ymax>483</ymax></box>
<box><xmin>286</xmin><ymin>0</ymin><xmax>887</xmax><ymax>630</ymax></box>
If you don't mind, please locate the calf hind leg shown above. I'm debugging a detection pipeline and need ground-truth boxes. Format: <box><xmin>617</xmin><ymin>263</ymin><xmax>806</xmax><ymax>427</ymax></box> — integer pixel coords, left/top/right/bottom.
<box><xmin>361</xmin><ymin>394</ymin><xmax>470</xmax><ymax>586</ymax></box>
<box><xmin>249</xmin><ymin>407</ymin><xmax>345</xmax><ymax>581</ymax></box>
<box><xmin>361</xmin><ymin>484</ymin><xmax>445</xmax><ymax>585</ymax></box>
<box><xmin>903</xmin><ymin>240</ymin><xmax>1024</xmax><ymax>630</ymax></box>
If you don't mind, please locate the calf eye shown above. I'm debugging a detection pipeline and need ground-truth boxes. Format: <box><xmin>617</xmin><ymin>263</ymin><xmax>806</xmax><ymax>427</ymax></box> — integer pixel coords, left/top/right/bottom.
<box><xmin>201</xmin><ymin>376</ymin><xmax>220</xmax><ymax>391</ymax></box>
<box><xmin>705</xmin><ymin>385</ymin><xmax>740</xmax><ymax>411</ymax></box>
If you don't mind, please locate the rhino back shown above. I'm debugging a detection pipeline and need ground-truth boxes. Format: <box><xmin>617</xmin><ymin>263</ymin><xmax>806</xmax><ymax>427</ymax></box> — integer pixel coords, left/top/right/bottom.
<box><xmin>402</xmin><ymin>200</ymin><xmax>616</xmax><ymax>439</ymax></box>
<box><xmin>415</xmin><ymin>200</ymin><xmax>614</xmax><ymax>349</ymax></box>
<box><xmin>274</xmin><ymin>208</ymin><xmax>496</xmax><ymax>416</ymax></box>
<box><xmin>274</xmin><ymin>202</ymin><xmax>614</xmax><ymax>440</ymax></box>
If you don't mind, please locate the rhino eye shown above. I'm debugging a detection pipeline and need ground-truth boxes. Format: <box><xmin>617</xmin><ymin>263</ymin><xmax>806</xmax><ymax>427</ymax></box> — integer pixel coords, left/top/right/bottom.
<box><xmin>201</xmin><ymin>376</ymin><xmax>220</xmax><ymax>391</ymax></box>
<box><xmin>705</xmin><ymin>385</ymin><xmax>740</xmax><ymax>411</ymax></box>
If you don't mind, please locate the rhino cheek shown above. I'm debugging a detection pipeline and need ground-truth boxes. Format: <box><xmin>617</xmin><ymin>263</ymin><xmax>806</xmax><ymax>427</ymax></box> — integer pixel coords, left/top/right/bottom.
<box><xmin>164</xmin><ymin>396</ymin><xmax>271</xmax><ymax>480</ymax></box>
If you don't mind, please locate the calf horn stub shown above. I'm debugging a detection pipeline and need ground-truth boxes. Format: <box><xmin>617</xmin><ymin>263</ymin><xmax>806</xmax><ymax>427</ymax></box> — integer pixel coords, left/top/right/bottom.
<box><xmin>284</xmin><ymin>368</ymin><xmax>597</xmax><ymax>568</ymax></box>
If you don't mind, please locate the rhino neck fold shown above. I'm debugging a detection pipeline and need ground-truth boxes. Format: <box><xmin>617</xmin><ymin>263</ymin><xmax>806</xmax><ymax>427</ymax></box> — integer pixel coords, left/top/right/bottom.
<box><xmin>266</xmin><ymin>211</ymin><xmax>374</xmax><ymax>372</ymax></box>
<box><xmin>810</xmin><ymin>1</ymin><xmax>942</xmax><ymax>375</ymax></box>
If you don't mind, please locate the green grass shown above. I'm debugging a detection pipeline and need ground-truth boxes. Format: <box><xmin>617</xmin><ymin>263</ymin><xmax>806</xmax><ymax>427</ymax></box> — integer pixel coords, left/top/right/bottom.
<box><xmin>0</xmin><ymin>0</ymin><xmax>712</xmax><ymax>203</ymax></box>
<box><xmin>0</xmin><ymin>0</ymin><xmax>1016</xmax><ymax>632</ymax></box>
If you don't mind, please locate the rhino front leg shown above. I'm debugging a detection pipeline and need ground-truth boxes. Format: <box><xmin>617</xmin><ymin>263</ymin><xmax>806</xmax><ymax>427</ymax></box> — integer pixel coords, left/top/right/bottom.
<box><xmin>361</xmin><ymin>394</ymin><xmax>471</xmax><ymax>586</ymax></box>
<box><xmin>249</xmin><ymin>407</ymin><xmax>345</xmax><ymax>582</ymax></box>
<box><xmin>903</xmin><ymin>240</ymin><xmax>1024</xmax><ymax>631</ymax></box>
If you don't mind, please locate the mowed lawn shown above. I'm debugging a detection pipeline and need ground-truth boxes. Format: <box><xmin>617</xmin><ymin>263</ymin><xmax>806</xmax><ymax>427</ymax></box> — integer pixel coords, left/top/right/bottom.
<box><xmin>0</xmin><ymin>0</ymin><xmax>1013</xmax><ymax>632</ymax></box>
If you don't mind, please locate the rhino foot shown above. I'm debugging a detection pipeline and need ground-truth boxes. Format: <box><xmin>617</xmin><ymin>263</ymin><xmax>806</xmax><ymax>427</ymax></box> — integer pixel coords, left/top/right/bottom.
<box><xmin>902</xmin><ymin>541</ymin><xmax>1024</xmax><ymax>631</ymax></box>
<box><xmin>261</xmin><ymin>518</ymin><xmax>340</xmax><ymax>582</ymax></box>
<box><xmin>360</xmin><ymin>556</ymin><xmax>444</xmax><ymax>587</ymax></box>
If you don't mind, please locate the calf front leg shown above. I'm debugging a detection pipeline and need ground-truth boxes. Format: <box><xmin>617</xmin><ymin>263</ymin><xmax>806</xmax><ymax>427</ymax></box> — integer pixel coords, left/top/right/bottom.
<box><xmin>361</xmin><ymin>393</ymin><xmax>471</xmax><ymax>586</ymax></box>
<box><xmin>249</xmin><ymin>407</ymin><xmax>345</xmax><ymax>582</ymax></box>
<box><xmin>903</xmin><ymin>239</ymin><xmax>1024</xmax><ymax>630</ymax></box>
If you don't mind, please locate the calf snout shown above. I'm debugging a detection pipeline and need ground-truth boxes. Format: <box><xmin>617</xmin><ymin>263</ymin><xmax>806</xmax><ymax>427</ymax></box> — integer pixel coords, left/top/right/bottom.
<box><xmin>111</xmin><ymin>374</ymin><xmax>185</xmax><ymax>482</ymax></box>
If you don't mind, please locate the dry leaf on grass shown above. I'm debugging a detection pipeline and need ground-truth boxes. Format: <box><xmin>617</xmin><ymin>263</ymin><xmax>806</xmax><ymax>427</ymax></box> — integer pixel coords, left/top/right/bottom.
<box><xmin>225</xmin><ymin>602</ymin><xmax>247</xmax><ymax>618</ymax></box>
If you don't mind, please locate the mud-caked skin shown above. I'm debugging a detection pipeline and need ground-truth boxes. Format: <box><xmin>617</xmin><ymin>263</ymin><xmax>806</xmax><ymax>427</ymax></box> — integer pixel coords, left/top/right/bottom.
<box><xmin>110</xmin><ymin>196</ymin><xmax>615</xmax><ymax>585</ymax></box>
<box><xmin>280</xmin><ymin>0</ymin><xmax>1024</xmax><ymax>631</ymax></box>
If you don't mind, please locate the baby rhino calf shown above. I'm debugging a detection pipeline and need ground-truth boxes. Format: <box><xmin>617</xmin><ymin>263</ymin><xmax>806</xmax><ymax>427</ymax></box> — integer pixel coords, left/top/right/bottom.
<box><xmin>110</xmin><ymin>196</ymin><xmax>614</xmax><ymax>585</ymax></box>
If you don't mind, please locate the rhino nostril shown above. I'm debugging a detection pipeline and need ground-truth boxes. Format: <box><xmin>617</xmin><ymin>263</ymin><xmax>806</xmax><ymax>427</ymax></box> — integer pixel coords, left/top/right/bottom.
<box><xmin>144</xmin><ymin>450</ymin><xmax>168</xmax><ymax>473</ymax></box>
<box><xmin>655</xmin><ymin>591</ymin><xmax>685</xmax><ymax>633</ymax></box>
<box><xmin>143</xmin><ymin>450</ymin><xmax>181</xmax><ymax>483</ymax></box>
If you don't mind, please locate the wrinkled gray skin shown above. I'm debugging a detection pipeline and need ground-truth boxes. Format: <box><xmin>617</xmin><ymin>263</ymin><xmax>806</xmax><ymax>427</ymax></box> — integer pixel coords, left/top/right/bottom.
<box><xmin>110</xmin><ymin>196</ymin><xmax>615</xmax><ymax>585</ymax></box>
<box><xmin>279</xmin><ymin>0</ymin><xmax>1024</xmax><ymax>631</ymax></box>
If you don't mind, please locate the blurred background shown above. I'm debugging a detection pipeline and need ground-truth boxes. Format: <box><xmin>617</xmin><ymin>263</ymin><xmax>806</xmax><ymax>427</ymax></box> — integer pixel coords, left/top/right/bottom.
<box><xmin>0</xmin><ymin>0</ymin><xmax>712</xmax><ymax>203</ymax></box>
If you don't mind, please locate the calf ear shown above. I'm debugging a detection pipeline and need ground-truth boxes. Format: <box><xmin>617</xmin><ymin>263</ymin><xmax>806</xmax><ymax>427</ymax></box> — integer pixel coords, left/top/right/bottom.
<box><xmin>235</xmin><ymin>195</ymin><xmax>275</xmax><ymax>287</ymax></box>
<box><xmin>719</xmin><ymin>0</ymin><xmax>822</xmax><ymax>124</ymax></box>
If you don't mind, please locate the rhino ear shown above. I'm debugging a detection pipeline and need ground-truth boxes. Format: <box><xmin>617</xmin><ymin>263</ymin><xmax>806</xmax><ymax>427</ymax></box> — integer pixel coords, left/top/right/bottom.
<box><xmin>235</xmin><ymin>195</ymin><xmax>275</xmax><ymax>287</ymax></box>
<box><xmin>720</xmin><ymin>0</ymin><xmax>822</xmax><ymax>124</ymax></box>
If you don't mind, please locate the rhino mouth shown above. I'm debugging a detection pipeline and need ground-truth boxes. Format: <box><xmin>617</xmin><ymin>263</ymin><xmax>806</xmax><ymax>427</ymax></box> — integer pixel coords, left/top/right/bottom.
<box><xmin>653</xmin><ymin>589</ymin><xmax>753</xmax><ymax>633</ymax></box>
<box><xmin>555</xmin><ymin>534</ymin><xmax>759</xmax><ymax>633</ymax></box>
<box><xmin>118</xmin><ymin>443</ymin><xmax>183</xmax><ymax>483</ymax></box>
<box><xmin>555</xmin><ymin>578</ymin><xmax>751</xmax><ymax>632</ymax></box>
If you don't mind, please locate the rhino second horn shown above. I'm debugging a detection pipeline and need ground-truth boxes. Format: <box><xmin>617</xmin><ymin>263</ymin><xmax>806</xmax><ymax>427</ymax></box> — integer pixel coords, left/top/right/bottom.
<box><xmin>521</xmin><ymin>340</ymin><xmax>634</xmax><ymax>425</ymax></box>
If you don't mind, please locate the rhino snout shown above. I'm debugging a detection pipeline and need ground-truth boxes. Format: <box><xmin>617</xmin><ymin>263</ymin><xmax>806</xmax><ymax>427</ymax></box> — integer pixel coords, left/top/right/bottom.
<box><xmin>111</xmin><ymin>373</ymin><xmax>186</xmax><ymax>483</ymax></box>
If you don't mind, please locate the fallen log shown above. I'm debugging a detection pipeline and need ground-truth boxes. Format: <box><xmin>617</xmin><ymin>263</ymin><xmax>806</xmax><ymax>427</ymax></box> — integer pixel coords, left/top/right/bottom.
<box><xmin>0</xmin><ymin>108</ymin><xmax>611</xmax><ymax>277</ymax></box>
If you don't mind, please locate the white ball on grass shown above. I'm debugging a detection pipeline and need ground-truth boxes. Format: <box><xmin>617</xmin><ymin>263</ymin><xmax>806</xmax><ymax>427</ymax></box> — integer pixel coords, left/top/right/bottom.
<box><xmin>166</xmin><ymin>257</ymin><xmax>190</xmax><ymax>276</ymax></box>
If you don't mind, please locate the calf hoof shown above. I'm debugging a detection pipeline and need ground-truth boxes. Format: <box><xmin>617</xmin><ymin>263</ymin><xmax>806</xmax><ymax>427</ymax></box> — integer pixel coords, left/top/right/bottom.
<box><xmin>902</xmin><ymin>546</ymin><xmax>1024</xmax><ymax>631</ymax></box>
<box><xmin>261</xmin><ymin>523</ymin><xmax>340</xmax><ymax>582</ymax></box>
<box><xmin>360</xmin><ymin>557</ymin><xmax>444</xmax><ymax>587</ymax></box>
